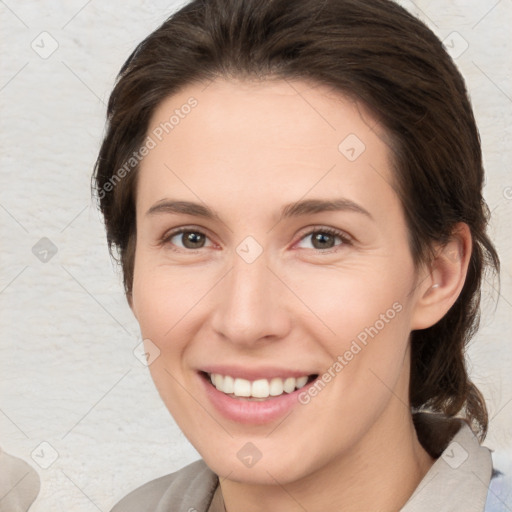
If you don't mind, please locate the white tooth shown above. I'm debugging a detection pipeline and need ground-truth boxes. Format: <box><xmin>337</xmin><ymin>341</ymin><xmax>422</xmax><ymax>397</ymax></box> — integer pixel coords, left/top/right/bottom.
<box><xmin>295</xmin><ymin>376</ymin><xmax>308</xmax><ymax>389</ymax></box>
<box><xmin>233</xmin><ymin>378</ymin><xmax>251</xmax><ymax>397</ymax></box>
<box><xmin>222</xmin><ymin>375</ymin><xmax>234</xmax><ymax>394</ymax></box>
<box><xmin>213</xmin><ymin>374</ymin><xmax>223</xmax><ymax>390</ymax></box>
<box><xmin>283</xmin><ymin>377</ymin><xmax>296</xmax><ymax>393</ymax></box>
<box><xmin>251</xmin><ymin>379</ymin><xmax>270</xmax><ymax>398</ymax></box>
<box><xmin>269</xmin><ymin>378</ymin><xmax>284</xmax><ymax>396</ymax></box>
<box><xmin>212</xmin><ymin>374</ymin><xmax>309</xmax><ymax>397</ymax></box>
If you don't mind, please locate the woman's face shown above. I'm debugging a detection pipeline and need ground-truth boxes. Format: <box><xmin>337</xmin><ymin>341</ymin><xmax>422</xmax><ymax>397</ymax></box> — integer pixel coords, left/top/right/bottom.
<box><xmin>131</xmin><ymin>78</ymin><xmax>430</xmax><ymax>484</ymax></box>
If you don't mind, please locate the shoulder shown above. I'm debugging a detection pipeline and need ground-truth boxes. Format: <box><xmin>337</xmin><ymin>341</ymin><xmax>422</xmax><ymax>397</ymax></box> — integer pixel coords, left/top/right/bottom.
<box><xmin>485</xmin><ymin>454</ymin><xmax>512</xmax><ymax>512</ymax></box>
<box><xmin>110</xmin><ymin>459</ymin><xmax>218</xmax><ymax>512</ymax></box>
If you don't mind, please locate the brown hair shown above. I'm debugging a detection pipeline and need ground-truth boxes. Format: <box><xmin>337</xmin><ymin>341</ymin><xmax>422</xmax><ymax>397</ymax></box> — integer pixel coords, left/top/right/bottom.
<box><xmin>93</xmin><ymin>0</ymin><xmax>499</xmax><ymax>440</ymax></box>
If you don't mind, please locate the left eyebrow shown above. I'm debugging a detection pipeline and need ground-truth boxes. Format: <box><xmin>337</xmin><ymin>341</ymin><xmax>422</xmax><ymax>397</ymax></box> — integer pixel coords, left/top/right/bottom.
<box><xmin>279</xmin><ymin>198</ymin><xmax>373</xmax><ymax>221</ymax></box>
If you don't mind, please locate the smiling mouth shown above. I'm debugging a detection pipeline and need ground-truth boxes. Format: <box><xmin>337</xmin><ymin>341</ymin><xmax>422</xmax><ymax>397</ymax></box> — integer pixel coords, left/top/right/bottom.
<box><xmin>201</xmin><ymin>371</ymin><xmax>318</xmax><ymax>401</ymax></box>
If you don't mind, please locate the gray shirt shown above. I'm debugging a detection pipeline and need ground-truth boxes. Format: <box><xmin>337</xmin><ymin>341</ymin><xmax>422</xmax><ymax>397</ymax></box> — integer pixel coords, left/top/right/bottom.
<box><xmin>110</xmin><ymin>413</ymin><xmax>496</xmax><ymax>512</ymax></box>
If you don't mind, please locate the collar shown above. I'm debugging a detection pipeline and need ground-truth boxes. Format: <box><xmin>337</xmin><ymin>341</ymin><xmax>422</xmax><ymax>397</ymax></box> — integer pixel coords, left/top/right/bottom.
<box><xmin>401</xmin><ymin>412</ymin><xmax>492</xmax><ymax>511</ymax></box>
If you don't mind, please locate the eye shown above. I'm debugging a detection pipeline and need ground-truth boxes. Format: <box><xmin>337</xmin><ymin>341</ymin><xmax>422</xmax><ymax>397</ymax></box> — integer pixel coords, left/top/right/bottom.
<box><xmin>295</xmin><ymin>227</ymin><xmax>350</xmax><ymax>251</ymax></box>
<box><xmin>164</xmin><ymin>228</ymin><xmax>213</xmax><ymax>250</ymax></box>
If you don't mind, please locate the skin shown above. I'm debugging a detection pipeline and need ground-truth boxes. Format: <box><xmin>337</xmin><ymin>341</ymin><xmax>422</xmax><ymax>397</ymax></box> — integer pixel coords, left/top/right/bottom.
<box><xmin>130</xmin><ymin>77</ymin><xmax>471</xmax><ymax>512</ymax></box>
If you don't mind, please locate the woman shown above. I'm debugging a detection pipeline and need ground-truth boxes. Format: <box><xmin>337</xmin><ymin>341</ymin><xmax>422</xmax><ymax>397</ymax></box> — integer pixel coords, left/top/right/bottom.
<box><xmin>93</xmin><ymin>0</ymin><xmax>506</xmax><ymax>510</ymax></box>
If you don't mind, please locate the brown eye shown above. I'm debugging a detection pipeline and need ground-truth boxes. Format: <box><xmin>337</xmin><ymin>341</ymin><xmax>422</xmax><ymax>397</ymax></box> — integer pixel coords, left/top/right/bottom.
<box><xmin>311</xmin><ymin>232</ymin><xmax>336</xmax><ymax>249</ymax></box>
<box><xmin>167</xmin><ymin>230</ymin><xmax>211</xmax><ymax>249</ymax></box>
<box><xmin>182</xmin><ymin>231</ymin><xmax>206</xmax><ymax>249</ymax></box>
<box><xmin>296</xmin><ymin>228</ymin><xmax>349</xmax><ymax>251</ymax></box>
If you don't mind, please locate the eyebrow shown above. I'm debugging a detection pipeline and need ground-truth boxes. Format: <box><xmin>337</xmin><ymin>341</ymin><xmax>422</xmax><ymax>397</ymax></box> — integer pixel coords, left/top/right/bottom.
<box><xmin>146</xmin><ymin>200</ymin><xmax>221</xmax><ymax>220</ymax></box>
<box><xmin>281</xmin><ymin>198</ymin><xmax>372</xmax><ymax>220</ymax></box>
<box><xmin>146</xmin><ymin>198</ymin><xmax>373</xmax><ymax>221</ymax></box>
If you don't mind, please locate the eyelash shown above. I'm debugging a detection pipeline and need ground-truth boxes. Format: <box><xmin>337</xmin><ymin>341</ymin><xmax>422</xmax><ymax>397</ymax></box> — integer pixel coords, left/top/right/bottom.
<box><xmin>160</xmin><ymin>226</ymin><xmax>352</xmax><ymax>253</ymax></box>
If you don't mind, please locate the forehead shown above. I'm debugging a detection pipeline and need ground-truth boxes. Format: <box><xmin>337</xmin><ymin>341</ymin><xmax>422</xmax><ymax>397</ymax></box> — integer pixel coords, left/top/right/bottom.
<box><xmin>145</xmin><ymin>77</ymin><xmax>389</xmax><ymax>157</ymax></box>
<box><xmin>137</xmin><ymin>78</ymin><xmax>398</xmax><ymax>219</ymax></box>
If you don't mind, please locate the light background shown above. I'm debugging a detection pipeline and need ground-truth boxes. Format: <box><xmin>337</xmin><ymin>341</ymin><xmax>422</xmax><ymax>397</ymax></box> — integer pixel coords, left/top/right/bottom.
<box><xmin>0</xmin><ymin>0</ymin><xmax>511</xmax><ymax>510</ymax></box>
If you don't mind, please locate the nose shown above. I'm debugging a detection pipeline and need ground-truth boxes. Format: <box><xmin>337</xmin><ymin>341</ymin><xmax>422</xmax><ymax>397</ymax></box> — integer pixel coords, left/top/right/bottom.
<box><xmin>210</xmin><ymin>248</ymin><xmax>292</xmax><ymax>347</ymax></box>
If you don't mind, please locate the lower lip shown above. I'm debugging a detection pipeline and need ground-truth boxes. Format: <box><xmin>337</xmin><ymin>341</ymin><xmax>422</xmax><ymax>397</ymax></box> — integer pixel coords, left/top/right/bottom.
<box><xmin>199</xmin><ymin>373</ymin><xmax>316</xmax><ymax>425</ymax></box>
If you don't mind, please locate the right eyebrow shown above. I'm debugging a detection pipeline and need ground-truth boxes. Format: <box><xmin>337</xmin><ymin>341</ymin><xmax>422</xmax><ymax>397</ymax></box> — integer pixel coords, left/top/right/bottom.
<box><xmin>146</xmin><ymin>200</ymin><xmax>222</xmax><ymax>221</ymax></box>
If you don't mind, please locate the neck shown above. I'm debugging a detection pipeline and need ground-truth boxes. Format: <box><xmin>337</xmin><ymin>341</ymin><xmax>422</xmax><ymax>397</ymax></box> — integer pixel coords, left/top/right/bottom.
<box><xmin>220</xmin><ymin>401</ymin><xmax>435</xmax><ymax>512</ymax></box>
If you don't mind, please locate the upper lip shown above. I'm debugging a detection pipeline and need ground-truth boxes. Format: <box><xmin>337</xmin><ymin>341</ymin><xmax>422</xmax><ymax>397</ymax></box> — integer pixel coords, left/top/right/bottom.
<box><xmin>199</xmin><ymin>365</ymin><xmax>317</xmax><ymax>381</ymax></box>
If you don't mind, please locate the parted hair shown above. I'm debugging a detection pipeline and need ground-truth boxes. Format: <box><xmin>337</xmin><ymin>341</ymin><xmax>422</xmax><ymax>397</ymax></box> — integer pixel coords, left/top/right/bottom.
<box><xmin>93</xmin><ymin>0</ymin><xmax>500</xmax><ymax>440</ymax></box>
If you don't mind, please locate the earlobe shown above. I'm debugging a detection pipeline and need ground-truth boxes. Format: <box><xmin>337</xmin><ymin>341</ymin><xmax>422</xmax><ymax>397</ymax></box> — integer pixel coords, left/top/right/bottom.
<box><xmin>411</xmin><ymin>223</ymin><xmax>472</xmax><ymax>330</ymax></box>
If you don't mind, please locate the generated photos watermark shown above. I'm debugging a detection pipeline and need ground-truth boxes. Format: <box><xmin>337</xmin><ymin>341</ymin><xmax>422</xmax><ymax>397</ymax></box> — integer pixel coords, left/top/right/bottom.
<box><xmin>97</xmin><ymin>97</ymin><xmax>198</xmax><ymax>200</ymax></box>
<box><xmin>298</xmin><ymin>301</ymin><xmax>403</xmax><ymax>404</ymax></box>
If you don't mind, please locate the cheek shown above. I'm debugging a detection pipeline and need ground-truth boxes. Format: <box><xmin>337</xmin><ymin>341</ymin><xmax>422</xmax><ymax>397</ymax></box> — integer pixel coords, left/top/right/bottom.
<box><xmin>288</xmin><ymin>260</ymin><xmax>413</xmax><ymax>342</ymax></box>
<box><xmin>131</xmin><ymin>262</ymin><xmax>209</xmax><ymax>421</ymax></box>
<box><xmin>131</xmin><ymin>259</ymin><xmax>211</xmax><ymax>343</ymax></box>
<box><xmin>287</xmin><ymin>261</ymin><xmax>415</xmax><ymax>397</ymax></box>
<box><xmin>292</xmin><ymin>271</ymin><xmax>413</xmax><ymax>434</ymax></box>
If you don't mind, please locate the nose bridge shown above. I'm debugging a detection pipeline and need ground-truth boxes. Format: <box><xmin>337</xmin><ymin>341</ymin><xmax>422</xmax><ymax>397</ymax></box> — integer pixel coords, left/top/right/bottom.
<box><xmin>211</xmin><ymin>248</ymin><xmax>290</xmax><ymax>345</ymax></box>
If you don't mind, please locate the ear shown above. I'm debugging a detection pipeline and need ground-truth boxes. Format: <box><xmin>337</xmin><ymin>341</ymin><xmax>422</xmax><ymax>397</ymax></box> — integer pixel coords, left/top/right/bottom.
<box><xmin>411</xmin><ymin>222</ymin><xmax>472</xmax><ymax>330</ymax></box>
